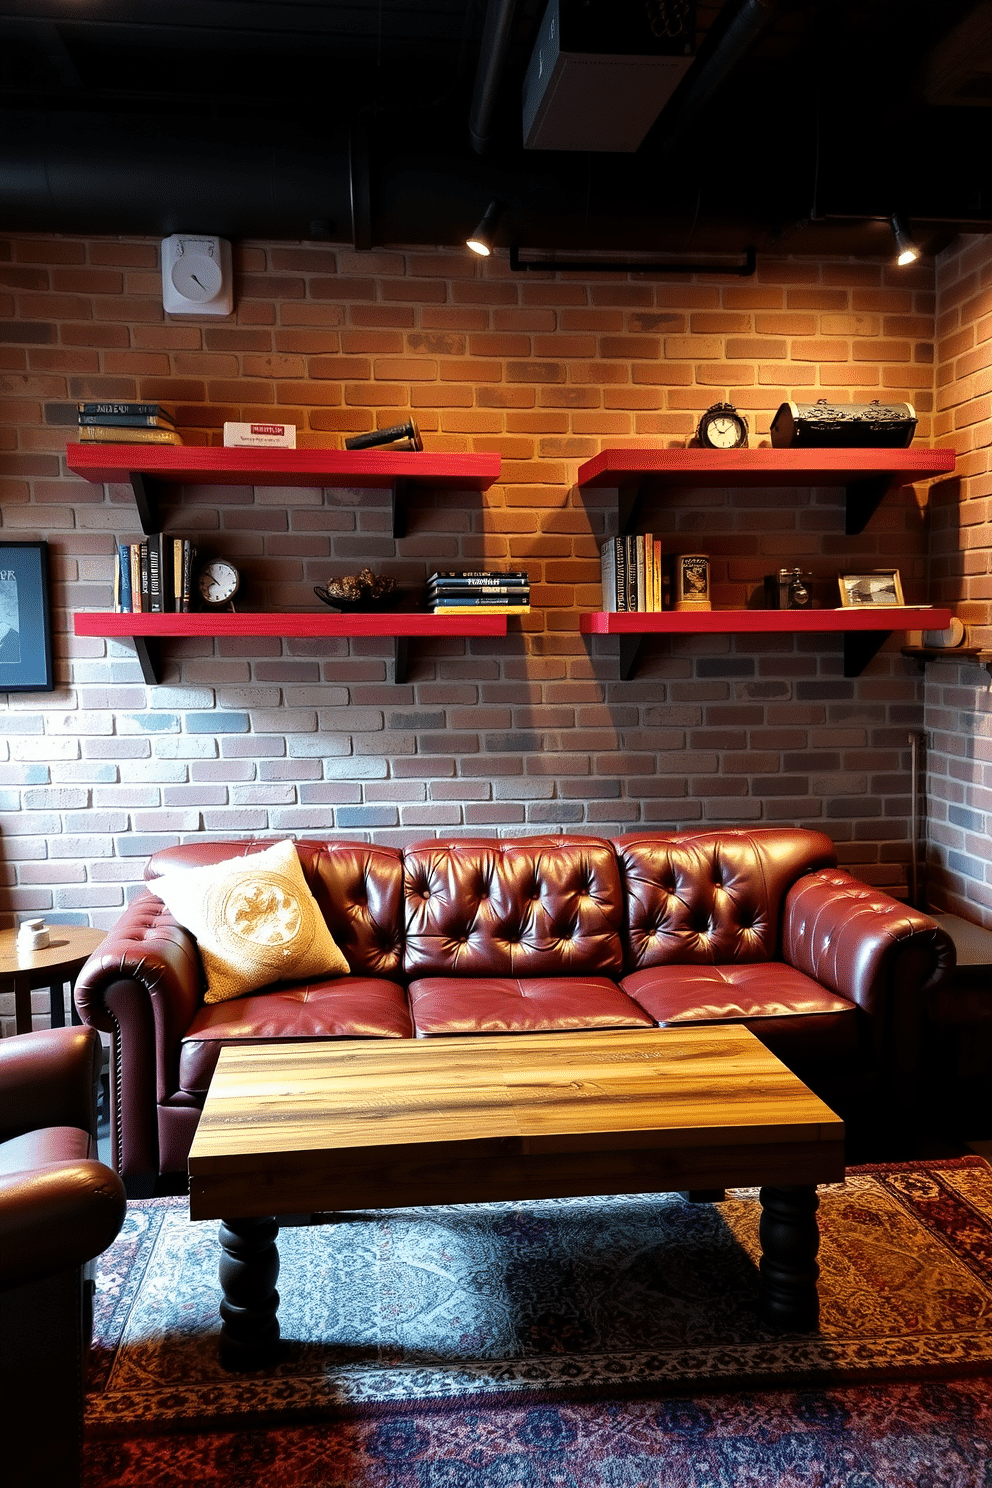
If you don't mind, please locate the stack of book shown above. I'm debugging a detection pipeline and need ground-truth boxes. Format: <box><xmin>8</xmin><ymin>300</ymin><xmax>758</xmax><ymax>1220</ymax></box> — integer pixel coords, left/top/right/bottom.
<box><xmin>77</xmin><ymin>402</ymin><xmax>182</xmax><ymax>446</ymax></box>
<box><xmin>427</xmin><ymin>570</ymin><xmax>530</xmax><ymax>614</ymax></box>
<box><xmin>115</xmin><ymin>535</ymin><xmax>196</xmax><ymax>613</ymax></box>
<box><xmin>601</xmin><ymin>534</ymin><xmax>662</xmax><ymax>612</ymax></box>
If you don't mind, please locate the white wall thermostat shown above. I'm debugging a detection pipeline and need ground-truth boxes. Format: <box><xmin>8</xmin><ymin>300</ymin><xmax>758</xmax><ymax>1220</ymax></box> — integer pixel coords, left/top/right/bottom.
<box><xmin>161</xmin><ymin>234</ymin><xmax>234</xmax><ymax>316</ymax></box>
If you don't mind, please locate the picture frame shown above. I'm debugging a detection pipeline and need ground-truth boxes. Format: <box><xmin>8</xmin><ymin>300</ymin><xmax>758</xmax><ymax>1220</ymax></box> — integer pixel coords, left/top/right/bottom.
<box><xmin>837</xmin><ymin>568</ymin><xmax>905</xmax><ymax>609</ymax></box>
<box><xmin>0</xmin><ymin>541</ymin><xmax>54</xmax><ymax>692</ymax></box>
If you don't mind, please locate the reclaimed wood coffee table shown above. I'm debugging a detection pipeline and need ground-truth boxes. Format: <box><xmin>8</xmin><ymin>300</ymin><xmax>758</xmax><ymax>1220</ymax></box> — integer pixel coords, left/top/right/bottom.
<box><xmin>188</xmin><ymin>1025</ymin><xmax>845</xmax><ymax>1367</ymax></box>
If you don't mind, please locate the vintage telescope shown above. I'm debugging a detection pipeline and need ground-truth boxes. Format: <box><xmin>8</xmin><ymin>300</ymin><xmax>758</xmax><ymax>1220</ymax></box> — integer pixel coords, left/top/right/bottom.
<box><xmin>344</xmin><ymin>419</ymin><xmax>423</xmax><ymax>452</ymax></box>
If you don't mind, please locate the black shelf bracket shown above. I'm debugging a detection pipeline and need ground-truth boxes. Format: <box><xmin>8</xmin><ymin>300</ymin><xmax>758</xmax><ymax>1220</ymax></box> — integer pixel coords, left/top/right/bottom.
<box><xmin>128</xmin><ymin>471</ymin><xmax>167</xmax><ymax>534</ymax></box>
<box><xmin>845</xmin><ymin>475</ymin><xmax>892</xmax><ymax>535</ymax></box>
<box><xmin>391</xmin><ymin>478</ymin><xmax>408</xmax><ymax>540</ymax></box>
<box><xmin>843</xmin><ymin>629</ymin><xmax>890</xmax><ymax>677</ymax></box>
<box><xmin>131</xmin><ymin>636</ymin><xmax>161</xmax><ymax>685</ymax></box>
<box><xmin>619</xmin><ymin>634</ymin><xmax>645</xmax><ymax>681</ymax></box>
<box><xmin>391</xmin><ymin>636</ymin><xmax>410</xmax><ymax>685</ymax></box>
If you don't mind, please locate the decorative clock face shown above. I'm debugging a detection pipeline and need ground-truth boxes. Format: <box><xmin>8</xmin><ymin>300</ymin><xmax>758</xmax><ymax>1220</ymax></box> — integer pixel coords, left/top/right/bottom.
<box><xmin>197</xmin><ymin>560</ymin><xmax>239</xmax><ymax>607</ymax></box>
<box><xmin>170</xmin><ymin>247</ymin><xmax>223</xmax><ymax>303</ymax></box>
<box><xmin>161</xmin><ymin>234</ymin><xmax>234</xmax><ymax>315</ymax></box>
<box><xmin>697</xmin><ymin>403</ymin><xmax>749</xmax><ymax>450</ymax></box>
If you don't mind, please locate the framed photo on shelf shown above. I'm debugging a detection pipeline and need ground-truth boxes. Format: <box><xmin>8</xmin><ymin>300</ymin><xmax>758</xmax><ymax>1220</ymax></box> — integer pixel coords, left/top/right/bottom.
<box><xmin>0</xmin><ymin>542</ymin><xmax>54</xmax><ymax>692</ymax></box>
<box><xmin>837</xmin><ymin>568</ymin><xmax>905</xmax><ymax>609</ymax></box>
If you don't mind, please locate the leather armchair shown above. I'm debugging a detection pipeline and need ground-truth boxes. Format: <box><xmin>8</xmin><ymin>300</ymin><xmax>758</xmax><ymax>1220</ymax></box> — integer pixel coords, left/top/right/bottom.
<box><xmin>0</xmin><ymin>1026</ymin><xmax>127</xmax><ymax>1488</ymax></box>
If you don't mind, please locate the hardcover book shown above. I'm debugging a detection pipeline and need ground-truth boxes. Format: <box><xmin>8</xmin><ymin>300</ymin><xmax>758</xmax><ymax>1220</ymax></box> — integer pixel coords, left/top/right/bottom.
<box><xmin>78</xmin><ymin>425</ymin><xmax>182</xmax><ymax>445</ymax></box>
<box><xmin>77</xmin><ymin>401</ymin><xmax>174</xmax><ymax>421</ymax></box>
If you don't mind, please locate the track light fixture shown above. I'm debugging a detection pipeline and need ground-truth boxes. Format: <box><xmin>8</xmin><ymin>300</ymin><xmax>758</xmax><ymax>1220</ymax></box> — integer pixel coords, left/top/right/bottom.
<box><xmin>466</xmin><ymin>200</ymin><xmax>504</xmax><ymax>257</ymax></box>
<box><xmin>891</xmin><ymin>215</ymin><xmax>921</xmax><ymax>267</ymax></box>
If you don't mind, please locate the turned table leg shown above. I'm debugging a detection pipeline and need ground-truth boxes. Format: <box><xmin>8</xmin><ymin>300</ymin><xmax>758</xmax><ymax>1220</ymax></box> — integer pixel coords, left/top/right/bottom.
<box><xmin>217</xmin><ymin>1215</ymin><xmax>281</xmax><ymax>1369</ymax></box>
<box><xmin>758</xmin><ymin>1184</ymin><xmax>820</xmax><ymax>1331</ymax></box>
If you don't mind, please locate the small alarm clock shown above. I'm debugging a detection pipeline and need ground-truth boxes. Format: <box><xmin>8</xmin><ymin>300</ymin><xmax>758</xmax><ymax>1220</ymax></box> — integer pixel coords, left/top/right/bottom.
<box><xmin>197</xmin><ymin>559</ymin><xmax>240</xmax><ymax>609</ymax></box>
<box><xmin>697</xmin><ymin>402</ymin><xmax>749</xmax><ymax>450</ymax></box>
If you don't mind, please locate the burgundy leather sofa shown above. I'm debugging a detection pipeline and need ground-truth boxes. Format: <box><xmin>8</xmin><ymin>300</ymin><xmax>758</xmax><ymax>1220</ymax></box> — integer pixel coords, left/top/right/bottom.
<box><xmin>1</xmin><ymin>1026</ymin><xmax>127</xmax><ymax>1487</ymax></box>
<box><xmin>73</xmin><ymin>828</ymin><xmax>955</xmax><ymax>1196</ymax></box>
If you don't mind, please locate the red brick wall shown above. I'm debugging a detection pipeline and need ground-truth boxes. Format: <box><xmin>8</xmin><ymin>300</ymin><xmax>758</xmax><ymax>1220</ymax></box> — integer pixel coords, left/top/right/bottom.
<box><xmin>0</xmin><ymin>233</ymin><xmax>946</xmax><ymax>1002</ymax></box>
<box><xmin>926</xmin><ymin>235</ymin><xmax>992</xmax><ymax>923</ymax></box>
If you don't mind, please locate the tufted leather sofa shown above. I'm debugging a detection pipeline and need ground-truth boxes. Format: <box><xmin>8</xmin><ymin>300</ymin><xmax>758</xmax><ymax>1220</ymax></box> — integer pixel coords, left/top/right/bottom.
<box><xmin>73</xmin><ymin>828</ymin><xmax>955</xmax><ymax>1195</ymax></box>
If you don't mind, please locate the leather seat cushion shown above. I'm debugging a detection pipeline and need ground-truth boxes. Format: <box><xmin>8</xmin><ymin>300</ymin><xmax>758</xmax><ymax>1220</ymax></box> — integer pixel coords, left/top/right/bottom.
<box><xmin>179</xmin><ymin>977</ymin><xmax>413</xmax><ymax>1094</ymax></box>
<box><xmin>408</xmin><ymin>976</ymin><xmax>656</xmax><ymax>1036</ymax></box>
<box><xmin>621</xmin><ymin>961</ymin><xmax>860</xmax><ymax>1062</ymax></box>
<box><xmin>0</xmin><ymin>1126</ymin><xmax>92</xmax><ymax>1175</ymax></box>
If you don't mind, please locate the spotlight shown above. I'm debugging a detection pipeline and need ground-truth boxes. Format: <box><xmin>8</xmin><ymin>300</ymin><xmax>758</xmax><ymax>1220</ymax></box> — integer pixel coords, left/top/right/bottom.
<box><xmin>891</xmin><ymin>215</ymin><xmax>921</xmax><ymax>267</ymax></box>
<box><xmin>466</xmin><ymin>200</ymin><xmax>504</xmax><ymax>257</ymax></box>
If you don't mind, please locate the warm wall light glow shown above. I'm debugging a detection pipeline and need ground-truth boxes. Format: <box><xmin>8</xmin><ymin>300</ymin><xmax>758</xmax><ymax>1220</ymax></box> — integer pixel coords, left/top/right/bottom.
<box><xmin>891</xmin><ymin>215</ymin><xmax>921</xmax><ymax>266</ymax></box>
<box><xmin>466</xmin><ymin>200</ymin><xmax>503</xmax><ymax>257</ymax></box>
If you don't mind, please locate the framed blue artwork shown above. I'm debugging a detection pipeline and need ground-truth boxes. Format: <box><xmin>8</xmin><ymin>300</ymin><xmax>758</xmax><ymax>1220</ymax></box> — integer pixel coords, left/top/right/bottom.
<box><xmin>0</xmin><ymin>542</ymin><xmax>54</xmax><ymax>692</ymax></box>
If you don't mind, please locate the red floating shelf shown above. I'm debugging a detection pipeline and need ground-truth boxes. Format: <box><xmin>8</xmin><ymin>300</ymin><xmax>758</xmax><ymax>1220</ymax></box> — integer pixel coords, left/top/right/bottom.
<box><xmin>576</xmin><ymin>445</ymin><xmax>957</xmax><ymax>536</ymax></box>
<box><xmin>66</xmin><ymin>443</ymin><xmax>501</xmax><ymax>490</ymax></box>
<box><xmin>74</xmin><ymin>610</ymin><xmax>509</xmax><ymax>685</ymax></box>
<box><xmin>577</xmin><ymin>447</ymin><xmax>956</xmax><ymax>490</ymax></box>
<box><xmin>65</xmin><ymin>443</ymin><xmax>502</xmax><ymax>538</ymax></box>
<box><xmin>580</xmin><ymin>607</ymin><xmax>952</xmax><ymax>679</ymax></box>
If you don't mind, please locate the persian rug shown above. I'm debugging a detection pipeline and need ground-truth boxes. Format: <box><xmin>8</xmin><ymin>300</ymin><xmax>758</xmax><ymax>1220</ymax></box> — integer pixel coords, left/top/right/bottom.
<box><xmin>86</xmin><ymin>1155</ymin><xmax>992</xmax><ymax>1441</ymax></box>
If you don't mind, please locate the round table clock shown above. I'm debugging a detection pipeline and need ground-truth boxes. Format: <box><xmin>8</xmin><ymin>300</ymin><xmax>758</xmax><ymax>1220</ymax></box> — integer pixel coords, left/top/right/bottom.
<box><xmin>161</xmin><ymin>234</ymin><xmax>234</xmax><ymax>316</ymax></box>
<box><xmin>197</xmin><ymin>560</ymin><xmax>240</xmax><ymax>609</ymax></box>
<box><xmin>697</xmin><ymin>402</ymin><xmax>749</xmax><ymax>449</ymax></box>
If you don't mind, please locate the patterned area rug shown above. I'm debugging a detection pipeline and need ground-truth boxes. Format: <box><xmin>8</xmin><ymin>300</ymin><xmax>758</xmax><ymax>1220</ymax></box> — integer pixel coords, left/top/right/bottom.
<box><xmin>87</xmin><ymin>1156</ymin><xmax>992</xmax><ymax>1441</ymax></box>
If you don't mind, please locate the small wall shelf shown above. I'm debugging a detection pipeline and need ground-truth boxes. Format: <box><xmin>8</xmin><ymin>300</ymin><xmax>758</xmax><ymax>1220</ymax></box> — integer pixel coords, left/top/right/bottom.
<box><xmin>581</xmin><ymin>607</ymin><xmax>952</xmax><ymax>680</ymax></box>
<box><xmin>73</xmin><ymin>611</ymin><xmax>510</xmax><ymax>685</ymax></box>
<box><xmin>65</xmin><ymin>444</ymin><xmax>502</xmax><ymax>539</ymax></box>
<box><xmin>577</xmin><ymin>447</ymin><xmax>957</xmax><ymax>534</ymax></box>
<box><xmin>902</xmin><ymin>644</ymin><xmax>992</xmax><ymax>679</ymax></box>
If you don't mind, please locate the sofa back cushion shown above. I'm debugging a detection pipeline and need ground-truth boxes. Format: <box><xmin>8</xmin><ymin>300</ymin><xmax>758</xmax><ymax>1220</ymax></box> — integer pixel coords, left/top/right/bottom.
<box><xmin>615</xmin><ymin>828</ymin><xmax>837</xmax><ymax>972</ymax></box>
<box><xmin>146</xmin><ymin>839</ymin><xmax>404</xmax><ymax>978</ymax></box>
<box><xmin>402</xmin><ymin>836</ymin><xmax>625</xmax><ymax>979</ymax></box>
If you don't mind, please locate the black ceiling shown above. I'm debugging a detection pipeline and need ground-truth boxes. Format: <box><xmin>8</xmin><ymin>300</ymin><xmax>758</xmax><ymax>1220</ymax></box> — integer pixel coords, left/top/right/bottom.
<box><xmin>2</xmin><ymin>0</ymin><xmax>991</xmax><ymax>264</ymax></box>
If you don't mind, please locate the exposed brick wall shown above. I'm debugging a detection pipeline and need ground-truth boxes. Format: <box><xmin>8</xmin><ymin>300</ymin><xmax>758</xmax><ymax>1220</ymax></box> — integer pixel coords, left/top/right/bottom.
<box><xmin>926</xmin><ymin>235</ymin><xmax>992</xmax><ymax>923</ymax></box>
<box><xmin>0</xmin><ymin>232</ymin><xmax>947</xmax><ymax>1023</ymax></box>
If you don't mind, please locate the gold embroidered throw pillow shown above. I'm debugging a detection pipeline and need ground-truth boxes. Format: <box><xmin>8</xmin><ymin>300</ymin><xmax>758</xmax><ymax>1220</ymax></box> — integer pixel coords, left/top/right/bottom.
<box><xmin>152</xmin><ymin>838</ymin><xmax>349</xmax><ymax>1004</ymax></box>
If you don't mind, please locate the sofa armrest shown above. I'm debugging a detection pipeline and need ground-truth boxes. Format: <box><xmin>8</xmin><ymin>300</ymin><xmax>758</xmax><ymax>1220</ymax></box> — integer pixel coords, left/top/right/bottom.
<box><xmin>0</xmin><ymin>1027</ymin><xmax>102</xmax><ymax>1144</ymax></box>
<box><xmin>0</xmin><ymin>1160</ymin><xmax>127</xmax><ymax>1291</ymax></box>
<box><xmin>73</xmin><ymin>892</ymin><xmax>204</xmax><ymax>1188</ymax></box>
<box><xmin>783</xmin><ymin>869</ymin><xmax>956</xmax><ymax>1069</ymax></box>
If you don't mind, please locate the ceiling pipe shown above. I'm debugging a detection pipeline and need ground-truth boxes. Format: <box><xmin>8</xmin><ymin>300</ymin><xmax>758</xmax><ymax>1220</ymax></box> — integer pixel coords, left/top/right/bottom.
<box><xmin>468</xmin><ymin>0</ymin><xmax>520</xmax><ymax>155</ymax></box>
<box><xmin>651</xmin><ymin>0</ymin><xmax>792</xmax><ymax>155</ymax></box>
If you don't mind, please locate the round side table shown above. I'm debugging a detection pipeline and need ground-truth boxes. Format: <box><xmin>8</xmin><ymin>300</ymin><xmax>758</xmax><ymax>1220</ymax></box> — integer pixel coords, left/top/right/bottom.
<box><xmin>0</xmin><ymin>927</ymin><xmax>106</xmax><ymax>1035</ymax></box>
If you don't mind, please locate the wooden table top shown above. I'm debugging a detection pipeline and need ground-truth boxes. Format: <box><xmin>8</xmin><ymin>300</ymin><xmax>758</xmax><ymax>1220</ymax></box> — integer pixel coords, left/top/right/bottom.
<box><xmin>188</xmin><ymin>1026</ymin><xmax>845</xmax><ymax>1220</ymax></box>
<box><xmin>0</xmin><ymin>925</ymin><xmax>105</xmax><ymax>979</ymax></box>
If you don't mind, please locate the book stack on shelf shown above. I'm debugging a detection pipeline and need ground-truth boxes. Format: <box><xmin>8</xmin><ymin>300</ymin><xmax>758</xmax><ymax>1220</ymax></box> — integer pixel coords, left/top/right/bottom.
<box><xmin>76</xmin><ymin>402</ymin><xmax>182</xmax><ymax>446</ymax></box>
<box><xmin>601</xmin><ymin>534</ymin><xmax>662</xmax><ymax>612</ymax></box>
<box><xmin>115</xmin><ymin>536</ymin><xmax>196</xmax><ymax>613</ymax></box>
<box><xmin>427</xmin><ymin>570</ymin><xmax>530</xmax><ymax>614</ymax></box>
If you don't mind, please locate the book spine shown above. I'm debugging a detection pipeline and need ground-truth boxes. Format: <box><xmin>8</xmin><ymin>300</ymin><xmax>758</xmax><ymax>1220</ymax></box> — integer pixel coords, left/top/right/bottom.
<box><xmin>117</xmin><ymin>543</ymin><xmax>132</xmax><ymax>613</ymax></box>
<box><xmin>181</xmin><ymin>540</ymin><xmax>195</xmax><ymax>613</ymax></box>
<box><xmin>652</xmin><ymin>538</ymin><xmax>662</xmax><ymax>611</ymax></box>
<box><xmin>431</xmin><ymin>596</ymin><xmax>530</xmax><ymax>607</ymax></box>
<box><xmin>429</xmin><ymin>586</ymin><xmax>529</xmax><ymax>599</ymax></box>
<box><xmin>600</xmin><ymin>541</ymin><xmax>616</xmax><ymax>611</ymax></box>
<box><xmin>636</xmin><ymin>535</ymin><xmax>646</xmax><ymax>613</ymax></box>
<box><xmin>77</xmin><ymin>413</ymin><xmax>175</xmax><ymax>429</ymax></box>
<box><xmin>428</xmin><ymin>572</ymin><xmax>529</xmax><ymax>583</ymax></box>
<box><xmin>613</xmin><ymin>538</ymin><xmax>627</xmax><ymax>611</ymax></box>
<box><xmin>129</xmin><ymin>543</ymin><xmax>142</xmax><ymax>613</ymax></box>
<box><xmin>625</xmin><ymin>535</ymin><xmax>637</xmax><ymax>612</ymax></box>
<box><xmin>643</xmin><ymin>532</ymin><xmax>654</xmax><ymax>612</ymax></box>
<box><xmin>139</xmin><ymin>540</ymin><xmax>150</xmax><ymax>612</ymax></box>
<box><xmin>78</xmin><ymin>425</ymin><xmax>182</xmax><ymax>445</ymax></box>
<box><xmin>77</xmin><ymin>401</ymin><xmax>172</xmax><ymax>420</ymax></box>
<box><xmin>431</xmin><ymin>605</ymin><xmax>530</xmax><ymax>614</ymax></box>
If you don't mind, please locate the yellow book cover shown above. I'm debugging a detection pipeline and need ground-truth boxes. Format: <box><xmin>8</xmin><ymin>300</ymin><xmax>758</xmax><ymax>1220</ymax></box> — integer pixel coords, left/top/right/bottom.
<box><xmin>78</xmin><ymin>425</ymin><xmax>182</xmax><ymax>445</ymax></box>
<box><xmin>431</xmin><ymin>605</ymin><xmax>531</xmax><ymax>614</ymax></box>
